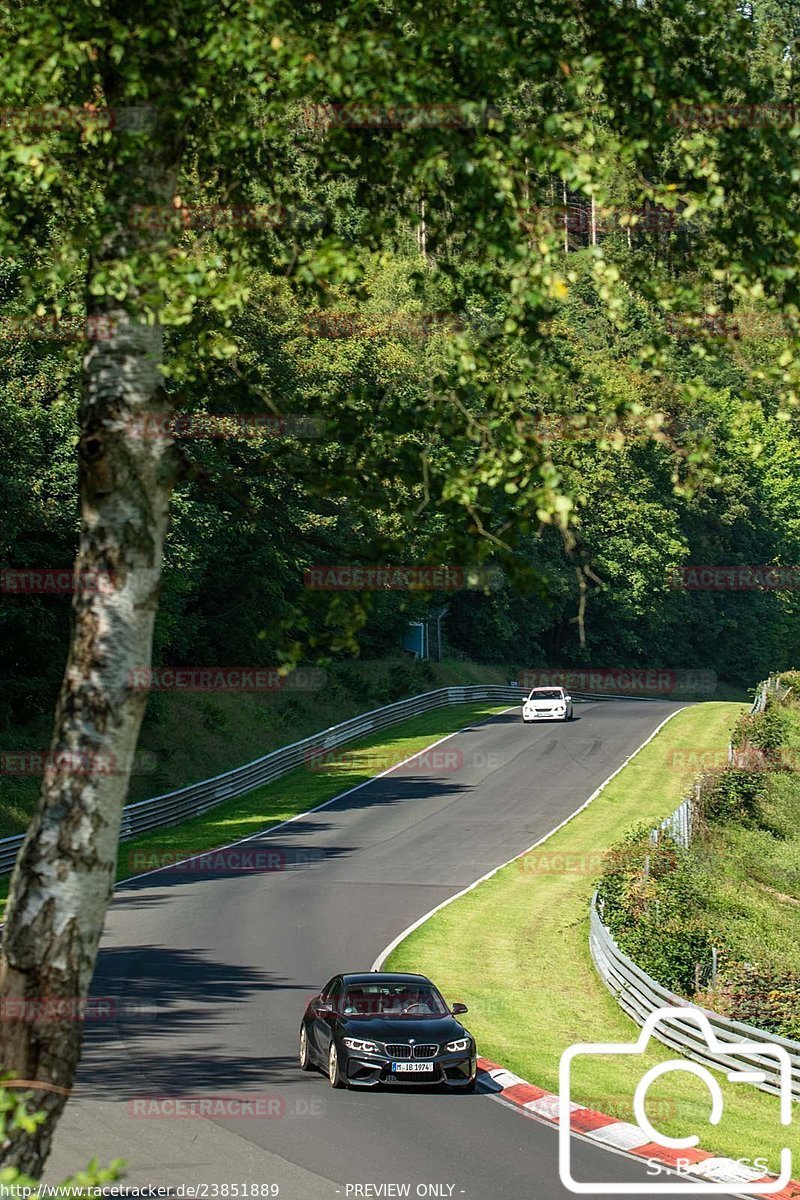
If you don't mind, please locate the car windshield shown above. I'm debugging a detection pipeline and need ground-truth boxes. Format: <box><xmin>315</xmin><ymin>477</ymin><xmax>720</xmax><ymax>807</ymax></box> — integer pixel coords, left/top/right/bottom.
<box><xmin>529</xmin><ymin>688</ymin><xmax>563</xmax><ymax>700</ymax></box>
<box><xmin>341</xmin><ymin>983</ymin><xmax>449</xmax><ymax>1018</ymax></box>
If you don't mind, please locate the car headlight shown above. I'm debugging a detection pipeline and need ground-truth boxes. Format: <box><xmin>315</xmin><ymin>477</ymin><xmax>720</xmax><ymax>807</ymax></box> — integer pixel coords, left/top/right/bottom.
<box><xmin>445</xmin><ymin>1037</ymin><xmax>471</xmax><ymax>1052</ymax></box>
<box><xmin>343</xmin><ymin>1037</ymin><xmax>380</xmax><ymax>1053</ymax></box>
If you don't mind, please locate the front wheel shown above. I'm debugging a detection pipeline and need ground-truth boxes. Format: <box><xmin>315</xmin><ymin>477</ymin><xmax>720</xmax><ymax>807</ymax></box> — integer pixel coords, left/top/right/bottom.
<box><xmin>328</xmin><ymin>1040</ymin><xmax>347</xmax><ymax>1088</ymax></box>
<box><xmin>299</xmin><ymin>1024</ymin><xmax>313</xmax><ymax>1071</ymax></box>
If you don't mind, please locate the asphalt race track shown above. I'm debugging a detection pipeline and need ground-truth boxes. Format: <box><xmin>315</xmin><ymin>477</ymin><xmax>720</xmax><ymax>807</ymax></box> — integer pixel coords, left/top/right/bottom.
<box><xmin>45</xmin><ymin>699</ymin><xmax>720</xmax><ymax>1199</ymax></box>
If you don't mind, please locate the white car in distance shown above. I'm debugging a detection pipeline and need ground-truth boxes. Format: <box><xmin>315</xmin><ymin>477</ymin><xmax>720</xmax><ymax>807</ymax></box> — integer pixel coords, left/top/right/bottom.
<box><xmin>522</xmin><ymin>686</ymin><xmax>573</xmax><ymax>723</ymax></box>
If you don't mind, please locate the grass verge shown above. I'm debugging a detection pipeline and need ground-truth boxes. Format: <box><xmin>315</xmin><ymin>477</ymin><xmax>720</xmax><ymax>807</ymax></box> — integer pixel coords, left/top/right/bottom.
<box><xmin>0</xmin><ymin>699</ymin><xmax>508</xmax><ymax>919</ymax></box>
<box><xmin>387</xmin><ymin>702</ymin><xmax>795</xmax><ymax>1176</ymax></box>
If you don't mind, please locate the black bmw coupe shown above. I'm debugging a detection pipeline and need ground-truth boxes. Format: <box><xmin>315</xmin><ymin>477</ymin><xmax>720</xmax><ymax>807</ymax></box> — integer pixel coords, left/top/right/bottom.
<box><xmin>299</xmin><ymin>971</ymin><xmax>478</xmax><ymax>1090</ymax></box>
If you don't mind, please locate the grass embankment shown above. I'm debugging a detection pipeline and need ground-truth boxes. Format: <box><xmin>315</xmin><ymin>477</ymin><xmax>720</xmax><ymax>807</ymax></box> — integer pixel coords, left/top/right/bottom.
<box><xmin>0</xmin><ymin>656</ymin><xmax>512</xmax><ymax>837</ymax></box>
<box><xmin>601</xmin><ymin>688</ymin><xmax>800</xmax><ymax>1039</ymax></box>
<box><xmin>0</xmin><ymin>698</ymin><xmax>509</xmax><ymax>918</ymax></box>
<box><xmin>387</xmin><ymin>702</ymin><xmax>795</xmax><ymax>1175</ymax></box>
<box><xmin>698</xmin><ymin>701</ymin><xmax>800</xmax><ymax>980</ymax></box>
<box><xmin>702</xmin><ymin>772</ymin><xmax>800</xmax><ymax>977</ymax></box>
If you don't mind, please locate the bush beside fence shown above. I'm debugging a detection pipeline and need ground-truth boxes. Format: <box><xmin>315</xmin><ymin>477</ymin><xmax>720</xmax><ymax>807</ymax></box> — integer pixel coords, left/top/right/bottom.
<box><xmin>591</xmin><ymin>676</ymin><xmax>800</xmax><ymax>1097</ymax></box>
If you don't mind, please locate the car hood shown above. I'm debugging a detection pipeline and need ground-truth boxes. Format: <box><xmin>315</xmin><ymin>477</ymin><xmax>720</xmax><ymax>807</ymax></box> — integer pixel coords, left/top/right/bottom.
<box><xmin>339</xmin><ymin>1015</ymin><xmax>469</xmax><ymax>1043</ymax></box>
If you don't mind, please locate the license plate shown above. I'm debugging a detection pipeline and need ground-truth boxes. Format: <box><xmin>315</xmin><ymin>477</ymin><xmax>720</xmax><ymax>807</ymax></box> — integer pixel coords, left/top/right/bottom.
<box><xmin>392</xmin><ymin>1061</ymin><xmax>434</xmax><ymax>1072</ymax></box>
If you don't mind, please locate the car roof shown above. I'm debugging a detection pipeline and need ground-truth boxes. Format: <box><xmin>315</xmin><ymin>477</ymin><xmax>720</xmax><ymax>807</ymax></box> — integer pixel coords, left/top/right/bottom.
<box><xmin>341</xmin><ymin>972</ymin><xmax>433</xmax><ymax>986</ymax></box>
<box><xmin>530</xmin><ymin>685</ymin><xmax>565</xmax><ymax>692</ymax></box>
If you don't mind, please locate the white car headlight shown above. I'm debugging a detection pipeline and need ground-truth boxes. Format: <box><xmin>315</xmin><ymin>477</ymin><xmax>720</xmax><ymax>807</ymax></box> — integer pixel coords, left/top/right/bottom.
<box><xmin>343</xmin><ymin>1037</ymin><xmax>379</xmax><ymax>1053</ymax></box>
<box><xmin>445</xmin><ymin>1037</ymin><xmax>471</xmax><ymax>1052</ymax></box>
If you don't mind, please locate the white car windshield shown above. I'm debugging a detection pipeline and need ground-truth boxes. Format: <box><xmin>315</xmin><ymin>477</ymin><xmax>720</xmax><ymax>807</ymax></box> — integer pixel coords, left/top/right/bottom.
<box><xmin>528</xmin><ymin>689</ymin><xmax>564</xmax><ymax>700</ymax></box>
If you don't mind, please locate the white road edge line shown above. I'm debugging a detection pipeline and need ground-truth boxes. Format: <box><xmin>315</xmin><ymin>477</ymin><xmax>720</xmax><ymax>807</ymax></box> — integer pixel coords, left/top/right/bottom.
<box><xmin>370</xmin><ymin>705</ymin><xmax>686</xmax><ymax>970</ymax></box>
<box><xmin>368</xmin><ymin>703</ymin><xmax>792</xmax><ymax>1196</ymax></box>
<box><xmin>113</xmin><ymin>704</ymin><xmax>520</xmax><ymax>887</ymax></box>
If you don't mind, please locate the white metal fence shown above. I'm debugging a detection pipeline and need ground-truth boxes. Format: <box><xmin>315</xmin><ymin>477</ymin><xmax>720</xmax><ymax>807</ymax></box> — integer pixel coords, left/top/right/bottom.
<box><xmin>661</xmin><ymin>678</ymin><xmax>769</xmax><ymax>847</ymax></box>
<box><xmin>591</xmin><ymin>896</ymin><xmax>800</xmax><ymax>1100</ymax></box>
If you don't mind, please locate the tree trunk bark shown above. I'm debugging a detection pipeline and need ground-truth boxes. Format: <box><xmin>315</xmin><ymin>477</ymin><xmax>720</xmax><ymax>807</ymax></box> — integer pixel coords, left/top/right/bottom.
<box><xmin>0</xmin><ymin>307</ymin><xmax>179</xmax><ymax>1172</ymax></box>
<box><xmin>418</xmin><ymin>197</ymin><xmax>428</xmax><ymax>262</ymax></box>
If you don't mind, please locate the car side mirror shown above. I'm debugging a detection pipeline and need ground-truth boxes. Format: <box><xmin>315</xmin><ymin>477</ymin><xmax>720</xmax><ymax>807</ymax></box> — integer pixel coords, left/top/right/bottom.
<box><xmin>451</xmin><ymin>1002</ymin><xmax>468</xmax><ymax>1015</ymax></box>
<box><xmin>315</xmin><ymin>1001</ymin><xmax>334</xmax><ymax>1016</ymax></box>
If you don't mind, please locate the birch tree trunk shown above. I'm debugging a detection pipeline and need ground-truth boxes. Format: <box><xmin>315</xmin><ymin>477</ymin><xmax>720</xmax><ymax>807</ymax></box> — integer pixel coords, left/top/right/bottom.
<box><xmin>0</xmin><ymin>92</ymin><xmax>182</xmax><ymax>1166</ymax></box>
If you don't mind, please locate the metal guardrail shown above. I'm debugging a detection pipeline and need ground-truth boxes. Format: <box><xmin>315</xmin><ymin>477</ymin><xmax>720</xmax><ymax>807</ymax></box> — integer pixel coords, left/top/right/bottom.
<box><xmin>590</xmin><ymin>896</ymin><xmax>800</xmax><ymax>1100</ymax></box>
<box><xmin>0</xmin><ymin>683</ymin><xmax>534</xmax><ymax>877</ymax></box>
<box><xmin>0</xmin><ymin>682</ymin><xmax>672</xmax><ymax>878</ymax></box>
<box><xmin>0</xmin><ymin>681</ymin><xmax>666</xmax><ymax>878</ymax></box>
